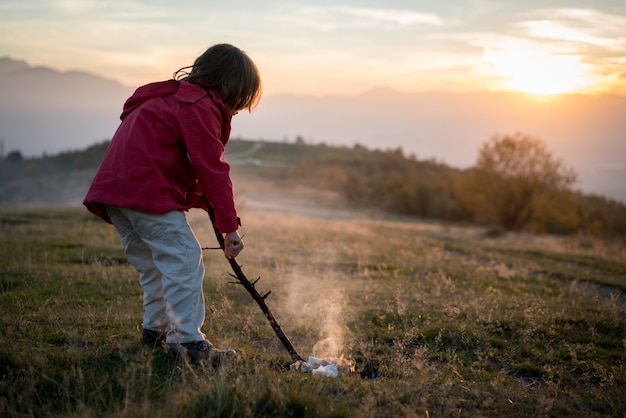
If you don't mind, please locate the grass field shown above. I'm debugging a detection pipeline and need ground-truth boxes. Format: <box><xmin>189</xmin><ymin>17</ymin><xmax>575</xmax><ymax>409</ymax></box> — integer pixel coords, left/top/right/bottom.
<box><xmin>0</xmin><ymin>175</ymin><xmax>624</xmax><ymax>417</ymax></box>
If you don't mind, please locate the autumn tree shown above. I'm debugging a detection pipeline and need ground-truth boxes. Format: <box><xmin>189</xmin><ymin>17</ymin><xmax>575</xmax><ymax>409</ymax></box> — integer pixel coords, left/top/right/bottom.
<box><xmin>458</xmin><ymin>133</ymin><xmax>578</xmax><ymax>232</ymax></box>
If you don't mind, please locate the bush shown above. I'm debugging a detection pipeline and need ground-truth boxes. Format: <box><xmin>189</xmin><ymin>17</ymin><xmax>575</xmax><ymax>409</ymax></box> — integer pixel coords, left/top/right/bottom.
<box><xmin>458</xmin><ymin>133</ymin><xmax>577</xmax><ymax>232</ymax></box>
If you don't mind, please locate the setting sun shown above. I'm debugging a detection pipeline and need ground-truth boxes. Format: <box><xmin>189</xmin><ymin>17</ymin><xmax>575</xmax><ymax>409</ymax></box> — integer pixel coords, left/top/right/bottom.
<box><xmin>483</xmin><ymin>45</ymin><xmax>595</xmax><ymax>95</ymax></box>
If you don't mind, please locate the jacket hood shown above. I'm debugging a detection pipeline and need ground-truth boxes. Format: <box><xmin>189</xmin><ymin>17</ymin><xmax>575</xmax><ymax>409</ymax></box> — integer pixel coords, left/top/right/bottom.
<box><xmin>120</xmin><ymin>80</ymin><xmax>230</xmax><ymax>120</ymax></box>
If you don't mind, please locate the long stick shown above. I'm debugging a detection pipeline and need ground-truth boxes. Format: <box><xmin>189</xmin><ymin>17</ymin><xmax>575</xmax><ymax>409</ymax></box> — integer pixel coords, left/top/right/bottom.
<box><xmin>207</xmin><ymin>208</ymin><xmax>304</xmax><ymax>363</ymax></box>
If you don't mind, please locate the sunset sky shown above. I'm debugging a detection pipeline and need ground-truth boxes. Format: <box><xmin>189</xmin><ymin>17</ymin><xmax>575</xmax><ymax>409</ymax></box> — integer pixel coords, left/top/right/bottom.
<box><xmin>1</xmin><ymin>0</ymin><xmax>625</xmax><ymax>97</ymax></box>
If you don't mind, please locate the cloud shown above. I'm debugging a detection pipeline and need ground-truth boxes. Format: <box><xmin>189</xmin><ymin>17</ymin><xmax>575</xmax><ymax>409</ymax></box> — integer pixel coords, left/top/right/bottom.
<box><xmin>518</xmin><ymin>8</ymin><xmax>626</xmax><ymax>49</ymax></box>
<box><xmin>428</xmin><ymin>7</ymin><xmax>626</xmax><ymax>95</ymax></box>
<box><xmin>334</xmin><ymin>6</ymin><xmax>443</xmax><ymax>27</ymax></box>
<box><xmin>514</xmin><ymin>8</ymin><xmax>626</xmax><ymax>93</ymax></box>
<box><xmin>520</xmin><ymin>20</ymin><xmax>615</xmax><ymax>48</ymax></box>
<box><xmin>270</xmin><ymin>4</ymin><xmax>443</xmax><ymax>32</ymax></box>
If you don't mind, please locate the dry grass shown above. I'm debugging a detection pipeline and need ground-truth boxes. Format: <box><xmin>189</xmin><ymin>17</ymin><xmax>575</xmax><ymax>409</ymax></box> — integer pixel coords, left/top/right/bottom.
<box><xmin>0</xmin><ymin>175</ymin><xmax>624</xmax><ymax>417</ymax></box>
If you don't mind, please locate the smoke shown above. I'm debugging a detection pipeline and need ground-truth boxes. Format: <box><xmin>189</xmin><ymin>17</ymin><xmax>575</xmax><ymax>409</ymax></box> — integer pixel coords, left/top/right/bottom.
<box><xmin>279</xmin><ymin>249</ymin><xmax>353</xmax><ymax>358</ymax></box>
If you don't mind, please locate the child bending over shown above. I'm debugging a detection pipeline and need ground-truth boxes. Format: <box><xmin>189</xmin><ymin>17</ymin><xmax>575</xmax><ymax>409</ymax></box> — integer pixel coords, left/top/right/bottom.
<box><xmin>84</xmin><ymin>43</ymin><xmax>262</xmax><ymax>366</ymax></box>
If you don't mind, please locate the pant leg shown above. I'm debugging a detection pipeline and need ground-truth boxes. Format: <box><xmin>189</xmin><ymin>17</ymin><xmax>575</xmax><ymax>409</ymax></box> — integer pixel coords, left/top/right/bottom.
<box><xmin>107</xmin><ymin>206</ymin><xmax>206</xmax><ymax>344</ymax></box>
<box><xmin>107</xmin><ymin>206</ymin><xmax>169</xmax><ymax>332</ymax></box>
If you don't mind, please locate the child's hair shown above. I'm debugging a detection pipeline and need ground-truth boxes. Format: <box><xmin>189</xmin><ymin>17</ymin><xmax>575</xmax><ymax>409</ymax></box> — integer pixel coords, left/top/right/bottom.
<box><xmin>174</xmin><ymin>44</ymin><xmax>262</xmax><ymax>112</ymax></box>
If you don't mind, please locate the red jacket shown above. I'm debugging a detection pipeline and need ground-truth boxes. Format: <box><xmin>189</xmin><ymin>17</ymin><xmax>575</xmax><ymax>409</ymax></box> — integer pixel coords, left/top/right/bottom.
<box><xmin>84</xmin><ymin>80</ymin><xmax>239</xmax><ymax>233</ymax></box>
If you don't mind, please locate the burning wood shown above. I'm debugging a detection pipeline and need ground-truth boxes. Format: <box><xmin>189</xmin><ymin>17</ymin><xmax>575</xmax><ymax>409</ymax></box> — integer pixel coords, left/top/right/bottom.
<box><xmin>290</xmin><ymin>355</ymin><xmax>356</xmax><ymax>378</ymax></box>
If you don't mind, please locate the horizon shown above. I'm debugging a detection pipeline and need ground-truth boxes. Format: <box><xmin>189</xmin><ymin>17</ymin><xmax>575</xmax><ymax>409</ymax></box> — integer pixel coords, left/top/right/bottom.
<box><xmin>1</xmin><ymin>1</ymin><xmax>625</xmax><ymax>97</ymax></box>
<box><xmin>6</xmin><ymin>55</ymin><xmax>626</xmax><ymax>100</ymax></box>
<box><xmin>1</xmin><ymin>55</ymin><xmax>625</xmax><ymax>204</ymax></box>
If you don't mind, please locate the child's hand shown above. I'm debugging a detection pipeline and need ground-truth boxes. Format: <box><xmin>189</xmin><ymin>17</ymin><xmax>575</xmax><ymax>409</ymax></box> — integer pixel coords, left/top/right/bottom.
<box><xmin>224</xmin><ymin>231</ymin><xmax>244</xmax><ymax>259</ymax></box>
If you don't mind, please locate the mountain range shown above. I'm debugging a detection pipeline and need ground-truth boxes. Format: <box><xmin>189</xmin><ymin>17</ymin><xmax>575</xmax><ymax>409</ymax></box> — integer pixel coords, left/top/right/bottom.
<box><xmin>1</xmin><ymin>56</ymin><xmax>624</xmax><ymax>203</ymax></box>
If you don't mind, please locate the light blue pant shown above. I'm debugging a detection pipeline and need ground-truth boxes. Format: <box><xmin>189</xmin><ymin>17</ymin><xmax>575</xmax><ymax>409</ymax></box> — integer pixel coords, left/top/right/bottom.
<box><xmin>106</xmin><ymin>206</ymin><xmax>206</xmax><ymax>344</ymax></box>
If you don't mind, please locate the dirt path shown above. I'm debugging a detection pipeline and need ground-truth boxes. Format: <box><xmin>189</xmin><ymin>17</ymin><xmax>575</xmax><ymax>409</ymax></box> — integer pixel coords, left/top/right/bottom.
<box><xmin>233</xmin><ymin>173</ymin><xmax>381</xmax><ymax>221</ymax></box>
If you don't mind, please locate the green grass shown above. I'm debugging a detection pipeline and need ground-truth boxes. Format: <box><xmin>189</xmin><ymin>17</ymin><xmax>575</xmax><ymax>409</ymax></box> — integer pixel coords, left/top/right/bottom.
<box><xmin>0</xmin><ymin>205</ymin><xmax>624</xmax><ymax>417</ymax></box>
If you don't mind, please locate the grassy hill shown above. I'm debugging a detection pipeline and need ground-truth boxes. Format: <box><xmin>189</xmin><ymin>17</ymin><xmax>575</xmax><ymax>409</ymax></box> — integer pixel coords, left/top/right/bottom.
<box><xmin>1</xmin><ymin>138</ymin><xmax>625</xmax><ymax>237</ymax></box>
<box><xmin>1</xmin><ymin>139</ymin><xmax>625</xmax><ymax>416</ymax></box>
<box><xmin>0</xmin><ymin>205</ymin><xmax>624</xmax><ymax>417</ymax></box>
<box><xmin>0</xmin><ymin>138</ymin><xmax>457</xmax><ymax>204</ymax></box>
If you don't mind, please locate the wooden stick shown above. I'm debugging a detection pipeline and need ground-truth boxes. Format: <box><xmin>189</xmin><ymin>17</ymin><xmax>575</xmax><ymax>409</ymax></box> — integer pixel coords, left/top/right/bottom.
<box><xmin>207</xmin><ymin>208</ymin><xmax>304</xmax><ymax>363</ymax></box>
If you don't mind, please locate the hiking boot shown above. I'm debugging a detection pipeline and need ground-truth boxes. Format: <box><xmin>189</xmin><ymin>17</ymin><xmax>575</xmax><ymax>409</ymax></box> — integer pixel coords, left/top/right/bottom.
<box><xmin>165</xmin><ymin>340</ymin><xmax>237</xmax><ymax>367</ymax></box>
<box><xmin>140</xmin><ymin>328</ymin><xmax>167</xmax><ymax>348</ymax></box>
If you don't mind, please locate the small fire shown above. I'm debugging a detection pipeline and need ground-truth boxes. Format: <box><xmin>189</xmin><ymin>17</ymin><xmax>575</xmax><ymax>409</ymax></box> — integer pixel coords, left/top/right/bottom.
<box><xmin>290</xmin><ymin>354</ymin><xmax>356</xmax><ymax>378</ymax></box>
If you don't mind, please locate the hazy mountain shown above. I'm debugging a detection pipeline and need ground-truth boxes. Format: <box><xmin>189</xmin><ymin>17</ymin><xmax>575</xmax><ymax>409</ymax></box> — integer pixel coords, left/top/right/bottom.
<box><xmin>1</xmin><ymin>57</ymin><xmax>624</xmax><ymax>202</ymax></box>
<box><xmin>0</xmin><ymin>56</ymin><xmax>29</xmax><ymax>76</ymax></box>
<box><xmin>0</xmin><ymin>57</ymin><xmax>133</xmax><ymax>156</ymax></box>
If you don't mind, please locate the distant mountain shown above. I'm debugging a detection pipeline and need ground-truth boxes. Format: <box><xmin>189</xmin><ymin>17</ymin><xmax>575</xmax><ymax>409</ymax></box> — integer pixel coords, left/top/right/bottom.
<box><xmin>0</xmin><ymin>57</ymin><xmax>133</xmax><ymax>156</ymax></box>
<box><xmin>1</xmin><ymin>57</ymin><xmax>624</xmax><ymax>202</ymax></box>
<box><xmin>0</xmin><ymin>57</ymin><xmax>29</xmax><ymax>75</ymax></box>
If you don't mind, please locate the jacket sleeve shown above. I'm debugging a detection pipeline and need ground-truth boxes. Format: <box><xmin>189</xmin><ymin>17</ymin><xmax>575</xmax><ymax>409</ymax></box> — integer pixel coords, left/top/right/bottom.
<box><xmin>179</xmin><ymin>101</ymin><xmax>238</xmax><ymax>233</ymax></box>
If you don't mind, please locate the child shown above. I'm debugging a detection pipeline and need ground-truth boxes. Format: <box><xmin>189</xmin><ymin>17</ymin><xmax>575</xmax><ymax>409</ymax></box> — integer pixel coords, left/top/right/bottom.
<box><xmin>83</xmin><ymin>43</ymin><xmax>262</xmax><ymax>366</ymax></box>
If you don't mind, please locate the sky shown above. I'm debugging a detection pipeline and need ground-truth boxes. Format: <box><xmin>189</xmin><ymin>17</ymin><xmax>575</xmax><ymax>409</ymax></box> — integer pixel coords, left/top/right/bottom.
<box><xmin>1</xmin><ymin>0</ymin><xmax>626</xmax><ymax>97</ymax></box>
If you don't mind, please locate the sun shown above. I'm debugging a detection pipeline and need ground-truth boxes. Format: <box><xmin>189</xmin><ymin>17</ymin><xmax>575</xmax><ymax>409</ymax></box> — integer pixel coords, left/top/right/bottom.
<box><xmin>483</xmin><ymin>45</ymin><xmax>594</xmax><ymax>95</ymax></box>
